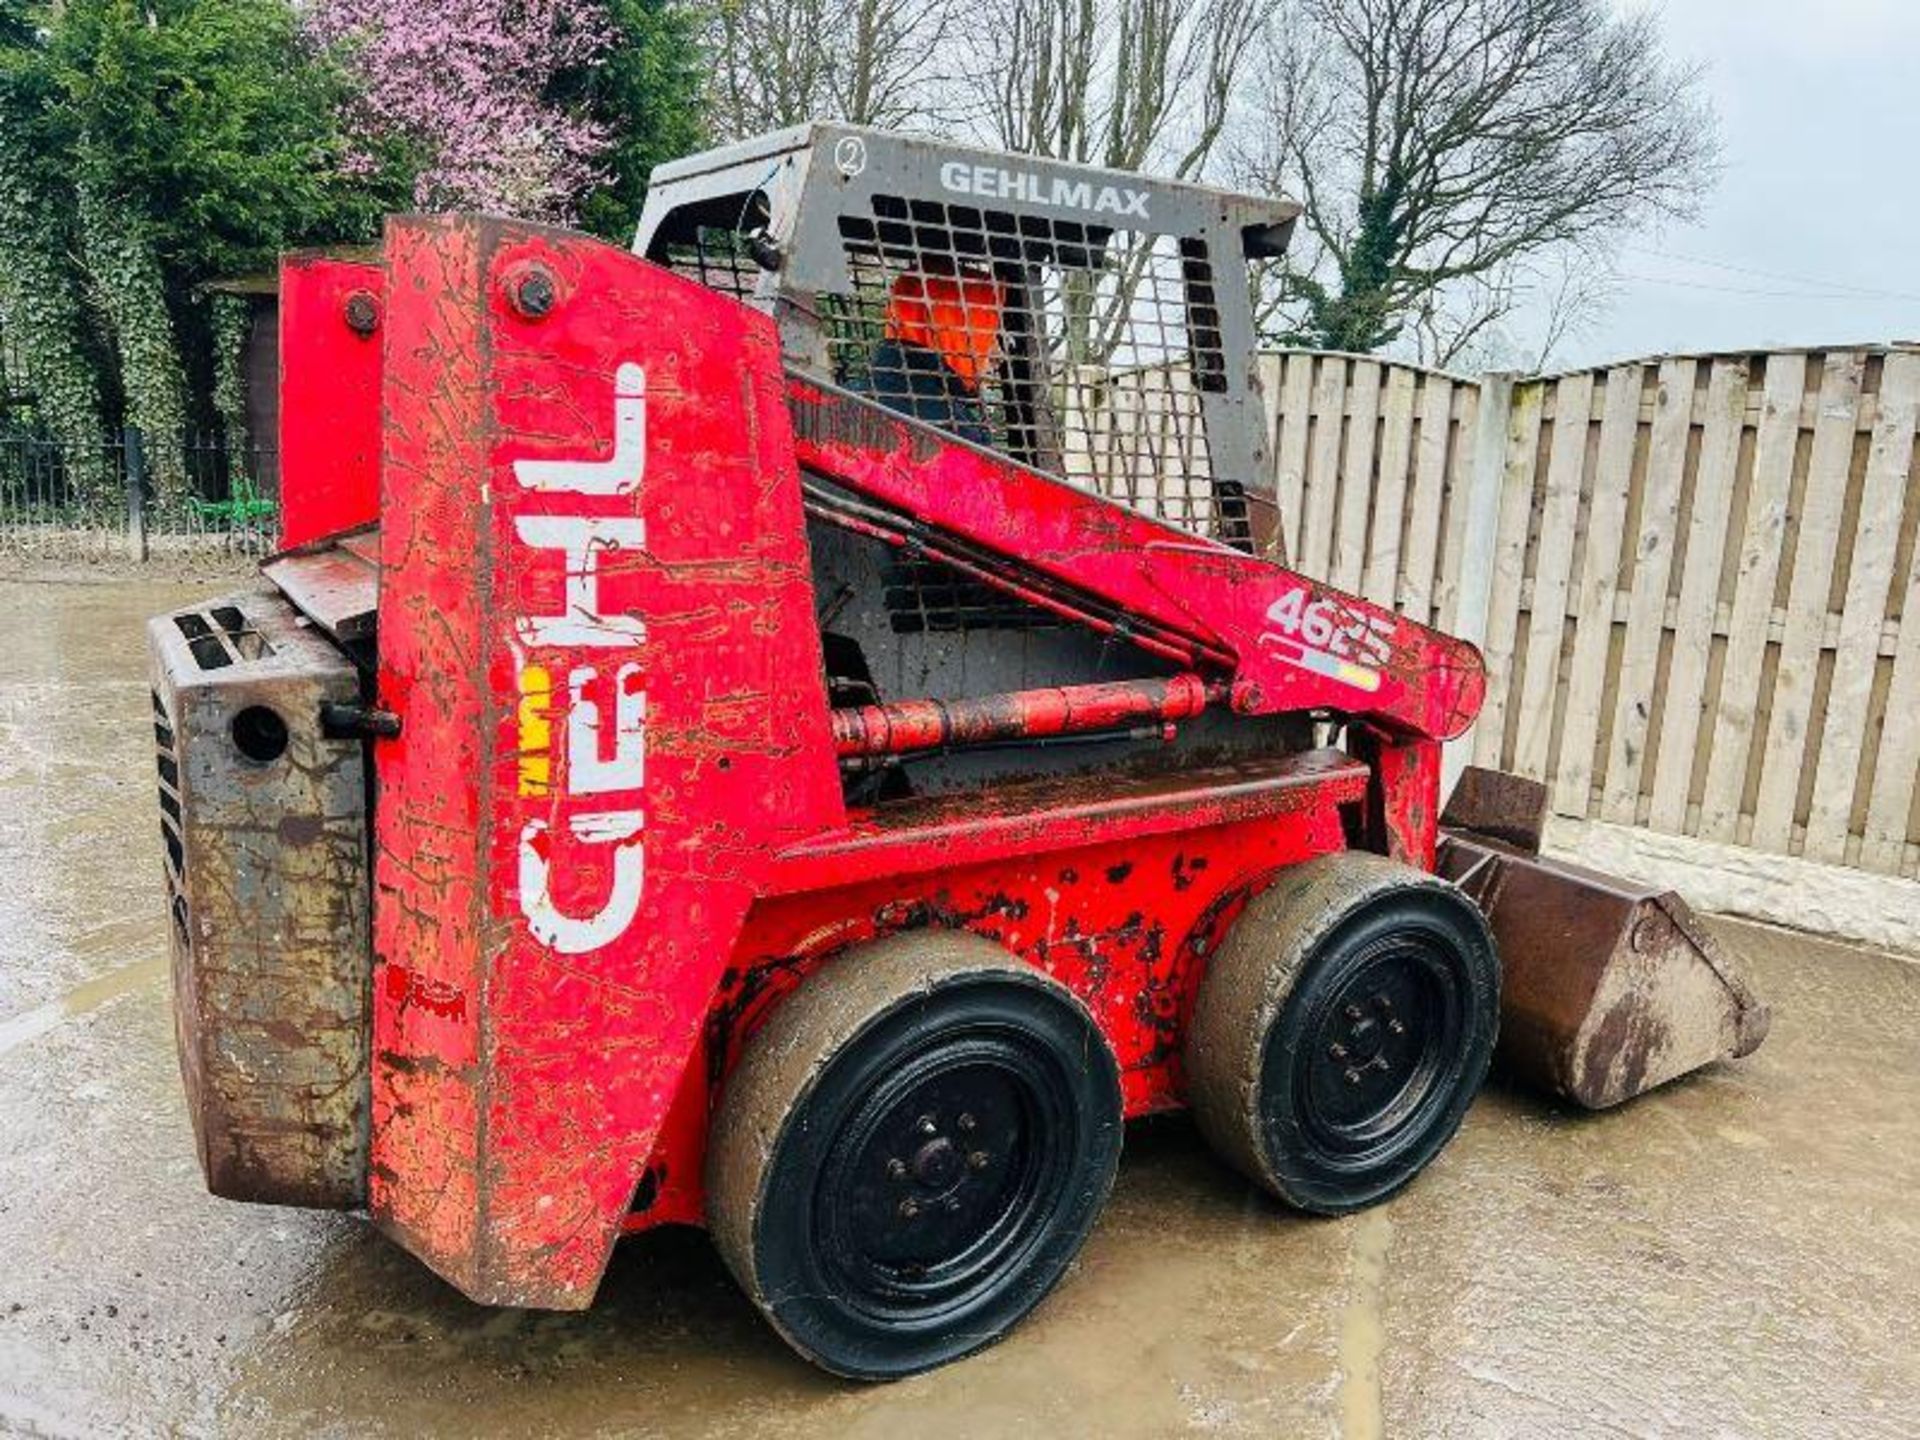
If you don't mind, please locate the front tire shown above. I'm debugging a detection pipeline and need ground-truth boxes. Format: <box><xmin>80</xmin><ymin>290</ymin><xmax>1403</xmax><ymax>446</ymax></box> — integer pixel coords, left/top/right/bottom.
<box><xmin>706</xmin><ymin>931</ymin><xmax>1124</xmax><ymax>1379</ymax></box>
<box><xmin>1186</xmin><ymin>852</ymin><xmax>1499</xmax><ymax>1214</ymax></box>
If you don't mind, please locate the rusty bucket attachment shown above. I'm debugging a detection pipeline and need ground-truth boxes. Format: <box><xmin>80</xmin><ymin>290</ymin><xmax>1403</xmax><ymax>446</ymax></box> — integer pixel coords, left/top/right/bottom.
<box><xmin>1437</xmin><ymin>767</ymin><xmax>1770</xmax><ymax>1110</ymax></box>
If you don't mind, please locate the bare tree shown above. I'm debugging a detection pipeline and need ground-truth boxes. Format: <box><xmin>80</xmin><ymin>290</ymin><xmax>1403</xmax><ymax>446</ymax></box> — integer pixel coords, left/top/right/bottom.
<box><xmin>968</xmin><ymin>0</ymin><xmax>1260</xmax><ymax>177</ymax></box>
<box><xmin>704</xmin><ymin>0</ymin><xmax>1263</xmax><ymax>200</ymax></box>
<box><xmin>1238</xmin><ymin>0</ymin><xmax>1718</xmax><ymax>358</ymax></box>
<box><xmin>1517</xmin><ymin>251</ymin><xmax>1619</xmax><ymax>370</ymax></box>
<box><xmin>953</xmin><ymin>0</ymin><xmax>1261</xmax><ymax>371</ymax></box>
<box><xmin>706</xmin><ymin>0</ymin><xmax>957</xmax><ymax>137</ymax></box>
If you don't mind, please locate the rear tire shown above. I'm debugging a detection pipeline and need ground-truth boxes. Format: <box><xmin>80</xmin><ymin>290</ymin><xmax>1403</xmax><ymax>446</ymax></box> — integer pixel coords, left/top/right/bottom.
<box><xmin>1186</xmin><ymin>852</ymin><xmax>1498</xmax><ymax>1214</ymax></box>
<box><xmin>706</xmin><ymin>931</ymin><xmax>1123</xmax><ymax>1379</ymax></box>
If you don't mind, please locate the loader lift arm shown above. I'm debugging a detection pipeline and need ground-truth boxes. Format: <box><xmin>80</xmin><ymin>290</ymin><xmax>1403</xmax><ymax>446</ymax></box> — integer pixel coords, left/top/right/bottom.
<box><xmin>788</xmin><ymin>374</ymin><xmax>1482</xmax><ymax>871</ymax></box>
<box><xmin>788</xmin><ymin>374</ymin><xmax>1486</xmax><ymax>749</ymax></box>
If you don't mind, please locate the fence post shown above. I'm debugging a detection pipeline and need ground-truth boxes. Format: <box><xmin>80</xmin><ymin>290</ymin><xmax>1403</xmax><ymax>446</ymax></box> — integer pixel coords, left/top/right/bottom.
<box><xmin>123</xmin><ymin>424</ymin><xmax>148</xmax><ymax>562</ymax></box>
<box><xmin>1443</xmin><ymin>370</ymin><xmax>1519</xmax><ymax>797</ymax></box>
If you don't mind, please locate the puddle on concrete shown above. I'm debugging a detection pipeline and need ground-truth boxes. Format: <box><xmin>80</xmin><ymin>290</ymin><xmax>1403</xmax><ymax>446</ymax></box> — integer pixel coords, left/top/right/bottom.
<box><xmin>5</xmin><ymin>579</ymin><xmax>1920</xmax><ymax>1438</ymax></box>
<box><xmin>0</xmin><ymin>955</ymin><xmax>166</xmax><ymax>1058</ymax></box>
<box><xmin>1337</xmin><ymin>1206</ymin><xmax>1391</xmax><ymax>1440</ymax></box>
<box><xmin>0</xmin><ymin>579</ymin><xmax>205</xmax><ymax>1017</ymax></box>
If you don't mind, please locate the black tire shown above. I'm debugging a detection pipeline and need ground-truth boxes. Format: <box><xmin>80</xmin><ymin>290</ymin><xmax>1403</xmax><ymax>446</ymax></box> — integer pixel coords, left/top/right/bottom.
<box><xmin>706</xmin><ymin>931</ymin><xmax>1124</xmax><ymax>1379</ymax></box>
<box><xmin>1186</xmin><ymin>852</ymin><xmax>1499</xmax><ymax>1215</ymax></box>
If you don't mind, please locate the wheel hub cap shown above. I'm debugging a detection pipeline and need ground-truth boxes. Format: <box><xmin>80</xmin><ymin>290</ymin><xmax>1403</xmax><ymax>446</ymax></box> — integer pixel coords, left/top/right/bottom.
<box><xmin>821</xmin><ymin>1044</ymin><xmax>1068</xmax><ymax>1314</ymax></box>
<box><xmin>1298</xmin><ymin>939</ymin><xmax>1464</xmax><ymax>1156</ymax></box>
<box><xmin>911</xmin><ymin>1135</ymin><xmax>964</xmax><ymax>1188</ymax></box>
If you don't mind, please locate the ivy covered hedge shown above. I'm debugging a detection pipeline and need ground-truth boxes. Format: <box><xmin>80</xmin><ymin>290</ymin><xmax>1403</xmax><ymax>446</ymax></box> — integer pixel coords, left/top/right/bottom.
<box><xmin>0</xmin><ymin>0</ymin><xmax>701</xmax><ymax>501</ymax></box>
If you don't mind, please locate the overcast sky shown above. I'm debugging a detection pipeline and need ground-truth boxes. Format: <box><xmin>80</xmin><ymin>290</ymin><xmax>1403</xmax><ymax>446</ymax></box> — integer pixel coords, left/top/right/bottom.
<box><xmin>1532</xmin><ymin>0</ymin><xmax>1920</xmax><ymax>368</ymax></box>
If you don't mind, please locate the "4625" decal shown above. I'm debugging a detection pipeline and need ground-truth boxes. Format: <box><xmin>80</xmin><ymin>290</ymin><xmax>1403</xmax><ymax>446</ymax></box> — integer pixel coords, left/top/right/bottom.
<box><xmin>1258</xmin><ymin>590</ymin><xmax>1395</xmax><ymax>694</ymax></box>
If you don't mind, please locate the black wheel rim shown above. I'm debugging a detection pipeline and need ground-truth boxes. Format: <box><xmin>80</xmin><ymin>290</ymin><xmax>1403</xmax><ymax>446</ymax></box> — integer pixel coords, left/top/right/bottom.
<box><xmin>815</xmin><ymin>1028</ymin><xmax>1074</xmax><ymax>1325</ymax></box>
<box><xmin>1292</xmin><ymin>931</ymin><xmax>1466</xmax><ymax>1163</ymax></box>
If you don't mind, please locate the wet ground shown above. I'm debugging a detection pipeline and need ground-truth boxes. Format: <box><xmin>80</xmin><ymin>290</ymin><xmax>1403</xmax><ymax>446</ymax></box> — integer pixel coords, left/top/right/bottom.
<box><xmin>2</xmin><ymin>576</ymin><xmax>1917</xmax><ymax>1439</ymax></box>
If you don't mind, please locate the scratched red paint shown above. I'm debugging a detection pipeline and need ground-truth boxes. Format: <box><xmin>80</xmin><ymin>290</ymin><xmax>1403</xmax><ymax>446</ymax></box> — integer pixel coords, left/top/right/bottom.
<box><xmin>382</xmin><ymin>963</ymin><xmax>468</xmax><ymax>1022</ymax></box>
<box><xmin>629</xmin><ymin>757</ymin><xmax>1365</xmax><ymax>1229</ymax></box>
<box><xmin>341</xmin><ymin>218</ymin><xmax>1488</xmax><ymax>1311</ymax></box>
<box><xmin>371</xmin><ymin>217</ymin><xmax>841</xmax><ymax>1308</ymax></box>
<box><xmin>1354</xmin><ymin>727</ymin><xmax>1444</xmax><ymax>871</ymax></box>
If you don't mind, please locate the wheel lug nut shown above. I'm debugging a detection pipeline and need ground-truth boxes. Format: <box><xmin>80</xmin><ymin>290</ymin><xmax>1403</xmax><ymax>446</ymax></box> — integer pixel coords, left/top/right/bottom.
<box><xmin>1388</xmin><ymin>1019</ymin><xmax>1406</xmax><ymax>1036</ymax></box>
<box><xmin>1344</xmin><ymin>1067</ymin><xmax>1363</xmax><ymax>1086</ymax></box>
<box><xmin>917</xmin><ymin>1115</ymin><xmax>938</xmax><ymax>1136</ymax></box>
<box><xmin>1345</xmin><ymin>1004</ymin><xmax>1364</xmax><ymax>1022</ymax></box>
<box><xmin>887</xmin><ymin>1158</ymin><xmax>908</xmax><ymax>1179</ymax></box>
<box><xmin>967</xmin><ymin>1150</ymin><xmax>990</xmax><ymax>1171</ymax></box>
<box><xmin>957</xmin><ymin>1113</ymin><xmax>976</xmax><ymax>1132</ymax></box>
<box><xmin>898</xmin><ymin>1198</ymin><xmax>921</xmax><ymax>1219</ymax></box>
<box><xmin>1374</xmin><ymin>992</ymin><xmax>1394</xmax><ymax>1013</ymax></box>
<box><xmin>1329</xmin><ymin>1042</ymin><xmax>1349</xmax><ymax>1061</ymax></box>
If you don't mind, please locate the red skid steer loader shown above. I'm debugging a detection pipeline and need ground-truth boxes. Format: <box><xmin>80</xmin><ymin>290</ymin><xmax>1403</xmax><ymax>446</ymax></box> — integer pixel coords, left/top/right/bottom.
<box><xmin>150</xmin><ymin>125</ymin><xmax>1768</xmax><ymax>1378</ymax></box>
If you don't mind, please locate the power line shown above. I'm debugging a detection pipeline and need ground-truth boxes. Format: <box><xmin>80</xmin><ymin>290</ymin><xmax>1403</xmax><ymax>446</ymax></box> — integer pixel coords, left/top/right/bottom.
<box><xmin>1624</xmin><ymin>245</ymin><xmax>1920</xmax><ymax>303</ymax></box>
<box><xmin>1617</xmin><ymin>273</ymin><xmax>1920</xmax><ymax>302</ymax></box>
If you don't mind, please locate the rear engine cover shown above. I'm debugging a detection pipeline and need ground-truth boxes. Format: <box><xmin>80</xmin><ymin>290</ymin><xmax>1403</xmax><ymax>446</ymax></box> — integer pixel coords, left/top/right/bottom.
<box><xmin>149</xmin><ymin>583</ymin><xmax>370</xmax><ymax>1207</ymax></box>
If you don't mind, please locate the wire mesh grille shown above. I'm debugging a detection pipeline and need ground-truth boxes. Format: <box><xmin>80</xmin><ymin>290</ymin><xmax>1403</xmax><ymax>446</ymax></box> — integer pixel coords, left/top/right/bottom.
<box><xmin>882</xmin><ymin>553</ymin><xmax>1059</xmax><ymax>633</ymax></box>
<box><xmin>649</xmin><ymin>188</ymin><xmax>776</xmax><ymax>306</ymax></box>
<box><xmin>825</xmin><ymin>193</ymin><xmax>1248</xmax><ymax>545</ymax></box>
<box><xmin>655</xmin><ymin>225</ymin><xmax>765</xmax><ymax>304</ymax></box>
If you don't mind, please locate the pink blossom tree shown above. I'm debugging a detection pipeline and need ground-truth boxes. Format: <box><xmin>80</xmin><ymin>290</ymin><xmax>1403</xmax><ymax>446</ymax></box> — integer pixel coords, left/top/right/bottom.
<box><xmin>307</xmin><ymin>0</ymin><xmax>614</xmax><ymax>222</ymax></box>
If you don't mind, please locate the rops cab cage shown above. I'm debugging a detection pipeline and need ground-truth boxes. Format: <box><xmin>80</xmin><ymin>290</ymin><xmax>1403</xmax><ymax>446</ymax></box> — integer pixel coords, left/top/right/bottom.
<box><xmin>635</xmin><ymin>123</ymin><xmax>1298</xmax><ymax>553</ymax></box>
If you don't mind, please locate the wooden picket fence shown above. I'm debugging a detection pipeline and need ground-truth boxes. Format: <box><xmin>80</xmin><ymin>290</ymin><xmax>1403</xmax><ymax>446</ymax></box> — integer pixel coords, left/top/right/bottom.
<box><xmin>1255</xmin><ymin>346</ymin><xmax>1920</xmax><ymax>884</ymax></box>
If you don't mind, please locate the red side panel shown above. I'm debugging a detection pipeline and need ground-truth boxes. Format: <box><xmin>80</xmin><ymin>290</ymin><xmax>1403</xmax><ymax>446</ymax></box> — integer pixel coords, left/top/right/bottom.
<box><xmin>370</xmin><ymin>216</ymin><xmax>841</xmax><ymax>1307</ymax></box>
<box><xmin>633</xmin><ymin>768</ymin><xmax>1360</xmax><ymax>1228</ymax></box>
<box><xmin>278</xmin><ymin>255</ymin><xmax>384</xmax><ymax>548</ymax></box>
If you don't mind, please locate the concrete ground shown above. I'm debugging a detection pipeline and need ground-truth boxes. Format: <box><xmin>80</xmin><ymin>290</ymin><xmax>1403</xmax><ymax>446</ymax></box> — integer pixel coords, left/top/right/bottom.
<box><xmin>1</xmin><ymin>576</ymin><xmax>1917</xmax><ymax>1439</ymax></box>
